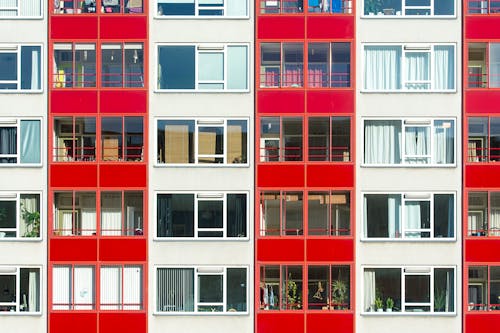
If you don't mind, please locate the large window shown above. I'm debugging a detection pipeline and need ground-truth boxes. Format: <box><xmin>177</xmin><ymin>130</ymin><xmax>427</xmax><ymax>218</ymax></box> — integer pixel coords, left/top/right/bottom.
<box><xmin>157</xmin><ymin>192</ymin><xmax>247</xmax><ymax>238</ymax></box>
<box><xmin>0</xmin><ymin>0</ymin><xmax>42</xmax><ymax>17</ymax></box>
<box><xmin>0</xmin><ymin>193</ymin><xmax>40</xmax><ymax>239</ymax></box>
<box><xmin>468</xmin><ymin>0</ymin><xmax>500</xmax><ymax>14</ymax></box>
<box><xmin>468</xmin><ymin>266</ymin><xmax>500</xmax><ymax>311</ymax></box>
<box><xmin>100</xmin><ymin>265</ymin><xmax>143</xmax><ymax>310</ymax></box>
<box><xmin>260</xmin><ymin>117</ymin><xmax>302</xmax><ymax>162</ymax></box>
<box><xmin>53</xmin><ymin>0</ymin><xmax>143</xmax><ymax>14</ymax></box>
<box><xmin>101</xmin><ymin>117</ymin><xmax>144</xmax><ymax>162</ymax></box>
<box><xmin>363</xmin><ymin>193</ymin><xmax>455</xmax><ymax>240</ymax></box>
<box><xmin>308</xmin><ymin>43</ymin><xmax>351</xmax><ymax>88</ymax></box>
<box><xmin>364</xmin><ymin>119</ymin><xmax>455</xmax><ymax>166</ymax></box>
<box><xmin>0</xmin><ymin>45</ymin><xmax>41</xmax><ymax>91</ymax></box>
<box><xmin>53</xmin><ymin>117</ymin><xmax>96</xmax><ymax>162</ymax></box>
<box><xmin>53</xmin><ymin>43</ymin><xmax>96</xmax><ymax>88</ymax></box>
<box><xmin>363</xmin><ymin>0</ymin><xmax>454</xmax><ymax>16</ymax></box>
<box><xmin>309</xmin><ymin>117</ymin><xmax>350</xmax><ymax>162</ymax></box>
<box><xmin>308</xmin><ymin>265</ymin><xmax>350</xmax><ymax>310</ymax></box>
<box><xmin>157</xmin><ymin>0</ymin><xmax>247</xmax><ymax>16</ymax></box>
<box><xmin>53</xmin><ymin>191</ymin><xmax>97</xmax><ymax>236</ymax></box>
<box><xmin>467</xmin><ymin>191</ymin><xmax>500</xmax><ymax>237</ymax></box>
<box><xmin>101</xmin><ymin>191</ymin><xmax>143</xmax><ymax>236</ymax></box>
<box><xmin>468</xmin><ymin>117</ymin><xmax>500</xmax><ymax>162</ymax></box>
<box><xmin>308</xmin><ymin>191</ymin><xmax>350</xmax><ymax>236</ymax></box>
<box><xmin>157</xmin><ymin>44</ymin><xmax>248</xmax><ymax>91</ymax></box>
<box><xmin>101</xmin><ymin>43</ymin><xmax>144</xmax><ymax>88</ymax></box>
<box><xmin>156</xmin><ymin>266</ymin><xmax>247</xmax><ymax>313</ymax></box>
<box><xmin>363</xmin><ymin>44</ymin><xmax>455</xmax><ymax>91</ymax></box>
<box><xmin>260</xmin><ymin>191</ymin><xmax>303</xmax><ymax>236</ymax></box>
<box><xmin>52</xmin><ymin>265</ymin><xmax>95</xmax><ymax>310</ymax></box>
<box><xmin>363</xmin><ymin>267</ymin><xmax>455</xmax><ymax>313</ymax></box>
<box><xmin>0</xmin><ymin>118</ymin><xmax>41</xmax><ymax>165</ymax></box>
<box><xmin>0</xmin><ymin>267</ymin><xmax>40</xmax><ymax>313</ymax></box>
<box><xmin>157</xmin><ymin>118</ymin><xmax>248</xmax><ymax>165</ymax></box>
<box><xmin>259</xmin><ymin>265</ymin><xmax>302</xmax><ymax>310</ymax></box>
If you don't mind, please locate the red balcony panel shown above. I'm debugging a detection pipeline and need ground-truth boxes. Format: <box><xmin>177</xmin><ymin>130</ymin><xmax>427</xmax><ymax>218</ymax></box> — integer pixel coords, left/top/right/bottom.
<box><xmin>306</xmin><ymin>313</ymin><xmax>353</xmax><ymax>333</ymax></box>
<box><xmin>50</xmin><ymin>164</ymin><xmax>98</xmax><ymax>187</ymax></box>
<box><xmin>99</xmin><ymin>164</ymin><xmax>146</xmax><ymax>187</ymax></box>
<box><xmin>100</xmin><ymin>16</ymin><xmax>147</xmax><ymax>39</ymax></box>
<box><xmin>307</xmin><ymin>239</ymin><xmax>353</xmax><ymax>262</ymax></box>
<box><xmin>50</xmin><ymin>90</ymin><xmax>98</xmax><ymax>114</ymax></box>
<box><xmin>466</xmin><ymin>165</ymin><xmax>500</xmax><ymax>188</ymax></box>
<box><xmin>466</xmin><ymin>239</ymin><xmax>500</xmax><ymax>262</ymax></box>
<box><xmin>258</xmin><ymin>164</ymin><xmax>305</xmax><ymax>187</ymax></box>
<box><xmin>257</xmin><ymin>239</ymin><xmax>304</xmax><ymax>261</ymax></box>
<box><xmin>257</xmin><ymin>312</ymin><xmax>304</xmax><ymax>333</ymax></box>
<box><xmin>466</xmin><ymin>16</ymin><xmax>500</xmax><ymax>39</ymax></box>
<box><xmin>465</xmin><ymin>313</ymin><xmax>500</xmax><ymax>333</ymax></box>
<box><xmin>307</xmin><ymin>16</ymin><xmax>354</xmax><ymax>39</ymax></box>
<box><xmin>307</xmin><ymin>164</ymin><xmax>353</xmax><ymax>187</ymax></box>
<box><xmin>257</xmin><ymin>91</ymin><xmax>305</xmax><ymax>114</ymax></box>
<box><xmin>50</xmin><ymin>312</ymin><xmax>97</xmax><ymax>333</ymax></box>
<box><xmin>50</xmin><ymin>16</ymin><xmax>98</xmax><ymax>39</ymax></box>
<box><xmin>99</xmin><ymin>312</ymin><xmax>146</xmax><ymax>333</ymax></box>
<box><xmin>99</xmin><ymin>238</ymin><xmax>146</xmax><ymax>261</ymax></box>
<box><xmin>100</xmin><ymin>90</ymin><xmax>147</xmax><ymax>113</ymax></box>
<box><xmin>50</xmin><ymin>238</ymin><xmax>97</xmax><ymax>261</ymax></box>
<box><xmin>257</xmin><ymin>16</ymin><xmax>305</xmax><ymax>39</ymax></box>
<box><xmin>306</xmin><ymin>90</ymin><xmax>354</xmax><ymax>113</ymax></box>
<box><xmin>466</xmin><ymin>90</ymin><xmax>500</xmax><ymax>114</ymax></box>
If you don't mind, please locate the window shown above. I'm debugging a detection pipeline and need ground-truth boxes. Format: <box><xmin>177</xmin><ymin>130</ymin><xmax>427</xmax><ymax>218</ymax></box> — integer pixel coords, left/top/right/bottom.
<box><xmin>468</xmin><ymin>117</ymin><xmax>500</xmax><ymax>162</ymax></box>
<box><xmin>260</xmin><ymin>117</ymin><xmax>302</xmax><ymax>162</ymax></box>
<box><xmin>260</xmin><ymin>191</ymin><xmax>303</xmax><ymax>236</ymax></box>
<box><xmin>468</xmin><ymin>0</ymin><xmax>500</xmax><ymax>14</ymax></box>
<box><xmin>467</xmin><ymin>191</ymin><xmax>500</xmax><ymax>237</ymax></box>
<box><xmin>0</xmin><ymin>0</ymin><xmax>42</xmax><ymax>17</ymax></box>
<box><xmin>0</xmin><ymin>45</ymin><xmax>41</xmax><ymax>91</ymax></box>
<box><xmin>260</xmin><ymin>265</ymin><xmax>302</xmax><ymax>310</ymax></box>
<box><xmin>101</xmin><ymin>191</ymin><xmax>144</xmax><ymax>236</ymax></box>
<box><xmin>260</xmin><ymin>43</ymin><xmax>303</xmax><ymax>88</ymax></box>
<box><xmin>309</xmin><ymin>117</ymin><xmax>350</xmax><ymax>161</ymax></box>
<box><xmin>307</xmin><ymin>0</ymin><xmax>352</xmax><ymax>13</ymax></box>
<box><xmin>468</xmin><ymin>266</ymin><xmax>500</xmax><ymax>311</ymax></box>
<box><xmin>53</xmin><ymin>0</ymin><xmax>143</xmax><ymax>14</ymax></box>
<box><xmin>0</xmin><ymin>193</ymin><xmax>40</xmax><ymax>239</ymax></box>
<box><xmin>53</xmin><ymin>43</ymin><xmax>96</xmax><ymax>88</ymax></box>
<box><xmin>100</xmin><ymin>265</ymin><xmax>143</xmax><ymax>310</ymax></box>
<box><xmin>363</xmin><ymin>44</ymin><xmax>455</xmax><ymax>91</ymax></box>
<box><xmin>101</xmin><ymin>43</ymin><xmax>144</xmax><ymax>88</ymax></box>
<box><xmin>0</xmin><ymin>267</ymin><xmax>40</xmax><ymax>313</ymax></box>
<box><xmin>156</xmin><ymin>266</ymin><xmax>247</xmax><ymax>313</ymax></box>
<box><xmin>53</xmin><ymin>191</ymin><xmax>97</xmax><ymax>236</ymax></box>
<box><xmin>0</xmin><ymin>118</ymin><xmax>41</xmax><ymax>165</ymax></box>
<box><xmin>52</xmin><ymin>265</ymin><xmax>95</xmax><ymax>310</ymax></box>
<box><xmin>363</xmin><ymin>193</ymin><xmax>455</xmax><ymax>239</ymax></box>
<box><xmin>363</xmin><ymin>119</ymin><xmax>455</xmax><ymax>165</ymax></box>
<box><xmin>157</xmin><ymin>0</ymin><xmax>247</xmax><ymax>16</ymax></box>
<box><xmin>157</xmin><ymin>44</ymin><xmax>248</xmax><ymax>91</ymax></box>
<box><xmin>308</xmin><ymin>43</ymin><xmax>351</xmax><ymax>88</ymax></box>
<box><xmin>308</xmin><ymin>191</ymin><xmax>350</xmax><ymax>236</ymax></box>
<box><xmin>308</xmin><ymin>265</ymin><xmax>350</xmax><ymax>310</ymax></box>
<box><xmin>157</xmin><ymin>118</ymin><xmax>248</xmax><ymax>165</ymax></box>
<box><xmin>53</xmin><ymin>117</ymin><xmax>96</xmax><ymax>162</ymax></box>
<box><xmin>157</xmin><ymin>192</ymin><xmax>247</xmax><ymax>238</ymax></box>
<box><xmin>102</xmin><ymin>117</ymin><xmax>144</xmax><ymax>162</ymax></box>
<box><xmin>363</xmin><ymin>267</ymin><xmax>455</xmax><ymax>313</ymax></box>
<box><xmin>363</xmin><ymin>0</ymin><xmax>454</xmax><ymax>16</ymax></box>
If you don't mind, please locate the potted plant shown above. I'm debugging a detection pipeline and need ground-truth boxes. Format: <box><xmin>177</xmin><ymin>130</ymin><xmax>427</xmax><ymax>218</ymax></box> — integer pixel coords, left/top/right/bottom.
<box><xmin>21</xmin><ymin>207</ymin><xmax>40</xmax><ymax>238</ymax></box>
<box><xmin>386</xmin><ymin>297</ymin><xmax>394</xmax><ymax>312</ymax></box>
<box><xmin>331</xmin><ymin>279</ymin><xmax>348</xmax><ymax>310</ymax></box>
<box><xmin>286</xmin><ymin>274</ymin><xmax>301</xmax><ymax>309</ymax></box>
<box><xmin>364</xmin><ymin>0</ymin><xmax>383</xmax><ymax>15</ymax></box>
<box><xmin>375</xmin><ymin>297</ymin><xmax>384</xmax><ymax>312</ymax></box>
<box><xmin>434</xmin><ymin>289</ymin><xmax>446</xmax><ymax>312</ymax></box>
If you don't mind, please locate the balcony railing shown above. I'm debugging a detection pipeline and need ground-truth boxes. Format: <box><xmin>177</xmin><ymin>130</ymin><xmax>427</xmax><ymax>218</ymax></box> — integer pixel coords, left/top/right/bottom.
<box><xmin>260</xmin><ymin>0</ymin><xmax>352</xmax><ymax>14</ymax></box>
<box><xmin>468</xmin><ymin>0</ymin><xmax>500</xmax><ymax>14</ymax></box>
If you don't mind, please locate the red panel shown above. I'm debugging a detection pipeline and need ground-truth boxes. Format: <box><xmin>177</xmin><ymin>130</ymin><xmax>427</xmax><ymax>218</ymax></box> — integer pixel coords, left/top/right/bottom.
<box><xmin>99</xmin><ymin>164</ymin><xmax>147</xmax><ymax>187</ymax></box>
<box><xmin>50</xmin><ymin>164</ymin><xmax>98</xmax><ymax>187</ymax></box>
<box><xmin>307</xmin><ymin>164</ymin><xmax>354</xmax><ymax>187</ymax></box>
<box><xmin>306</xmin><ymin>313</ymin><xmax>353</xmax><ymax>333</ymax></box>
<box><xmin>466</xmin><ymin>16</ymin><xmax>500</xmax><ymax>39</ymax></box>
<box><xmin>307</xmin><ymin>16</ymin><xmax>354</xmax><ymax>39</ymax></box>
<box><xmin>465</xmin><ymin>313</ymin><xmax>500</xmax><ymax>333</ymax></box>
<box><xmin>466</xmin><ymin>165</ymin><xmax>500</xmax><ymax>188</ymax></box>
<box><xmin>50</xmin><ymin>90</ymin><xmax>98</xmax><ymax>114</ymax></box>
<box><xmin>99</xmin><ymin>312</ymin><xmax>146</xmax><ymax>333</ymax></box>
<box><xmin>50</xmin><ymin>313</ymin><xmax>97</xmax><ymax>333</ymax></box>
<box><xmin>99</xmin><ymin>238</ymin><xmax>146</xmax><ymax>261</ymax></box>
<box><xmin>257</xmin><ymin>164</ymin><xmax>305</xmax><ymax>187</ymax></box>
<box><xmin>257</xmin><ymin>91</ymin><xmax>305</xmax><ymax>114</ymax></box>
<box><xmin>100</xmin><ymin>90</ymin><xmax>147</xmax><ymax>113</ymax></box>
<box><xmin>466</xmin><ymin>239</ymin><xmax>500</xmax><ymax>262</ymax></box>
<box><xmin>306</xmin><ymin>239</ymin><xmax>353</xmax><ymax>261</ymax></box>
<box><xmin>306</xmin><ymin>90</ymin><xmax>354</xmax><ymax>113</ymax></box>
<box><xmin>50</xmin><ymin>238</ymin><xmax>97</xmax><ymax>261</ymax></box>
<box><xmin>465</xmin><ymin>90</ymin><xmax>500</xmax><ymax>114</ymax></box>
<box><xmin>257</xmin><ymin>16</ymin><xmax>305</xmax><ymax>39</ymax></box>
<box><xmin>99</xmin><ymin>17</ymin><xmax>147</xmax><ymax>39</ymax></box>
<box><xmin>256</xmin><ymin>312</ymin><xmax>304</xmax><ymax>333</ymax></box>
<box><xmin>257</xmin><ymin>239</ymin><xmax>305</xmax><ymax>261</ymax></box>
<box><xmin>50</xmin><ymin>16</ymin><xmax>98</xmax><ymax>39</ymax></box>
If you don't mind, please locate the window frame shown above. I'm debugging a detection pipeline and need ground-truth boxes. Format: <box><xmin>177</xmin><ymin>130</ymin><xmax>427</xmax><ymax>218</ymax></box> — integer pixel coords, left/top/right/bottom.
<box><xmin>155</xmin><ymin>0</ymin><xmax>249</xmax><ymax>18</ymax></box>
<box><xmin>52</xmin><ymin>264</ymin><xmax>96</xmax><ymax>310</ymax></box>
<box><xmin>154</xmin><ymin>265</ymin><xmax>249</xmax><ymax>315</ymax></box>
<box><xmin>466</xmin><ymin>190</ymin><xmax>500</xmax><ymax>237</ymax></box>
<box><xmin>0</xmin><ymin>118</ymin><xmax>42</xmax><ymax>166</ymax></box>
<box><xmin>0</xmin><ymin>192</ymin><xmax>42</xmax><ymax>240</ymax></box>
<box><xmin>0</xmin><ymin>44</ymin><xmax>43</xmax><ymax>93</ymax></box>
<box><xmin>52</xmin><ymin>0</ymin><xmax>145</xmax><ymax>14</ymax></box>
<box><xmin>467</xmin><ymin>0</ymin><xmax>500</xmax><ymax>14</ymax></box>
<box><xmin>99</xmin><ymin>264</ymin><xmax>143</xmax><ymax>310</ymax></box>
<box><xmin>0</xmin><ymin>266</ymin><xmax>41</xmax><ymax>314</ymax></box>
<box><xmin>362</xmin><ymin>0</ymin><xmax>456</xmax><ymax>17</ymax></box>
<box><xmin>0</xmin><ymin>0</ymin><xmax>43</xmax><ymax>18</ymax></box>
<box><xmin>467</xmin><ymin>116</ymin><xmax>500</xmax><ymax>163</ymax></box>
<box><xmin>259</xmin><ymin>116</ymin><xmax>304</xmax><ymax>162</ymax></box>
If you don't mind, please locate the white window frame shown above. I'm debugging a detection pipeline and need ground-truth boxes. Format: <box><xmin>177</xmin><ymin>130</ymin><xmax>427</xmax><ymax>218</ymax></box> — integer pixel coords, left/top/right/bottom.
<box><xmin>156</xmin><ymin>43</ymin><xmax>250</xmax><ymax>92</ymax></box>
<box><xmin>154</xmin><ymin>0</ymin><xmax>249</xmax><ymax>18</ymax></box>
<box><xmin>0</xmin><ymin>266</ymin><xmax>41</xmax><ymax>314</ymax></box>
<box><xmin>155</xmin><ymin>191</ymin><xmax>249</xmax><ymax>240</ymax></box>
<box><xmin>362</xmin><ymin>192</ymin><xmax>456</xmax><ymax>241</ymax></box>
<box><xmin>361</xmin><ymin>0</ymin><xmax>456</xmax><ymax>18</ymax></box>
<box><xmin>155</xmin><ymin>117</ymin><xmax>249</xmax><ymax>167</ymax></box>
<box><xmin>362</xmin><ymin>266</ymin><xmax>456</xmax><ymax>315</ymax></box>
<box><xmin>154</xmin><ymin>266</ymin><xmax>249</xmax><ymax>315</ymax></box>
<box><xmin>362</xmin><ymin>118</ymin><xmax>456</xmax><ymax>167</ymax></box>
<box><xmin>0</xmin><ymin>44</ymin><xmax>43</xmax><ymax>92</ymax></box>
<box><xmin>0</xmin><ymin>0</ymin><xmax>42</xmax><ymax>18</ymax></box>
<box><xmin>0</xmin><ymin>192</ymin><xmax>42</xmax><ymax>240</ymax></box>
<box><xmin>0</xmin><ymin>118</ymin><xmax>42</xmax><ymax>167</ymax></box>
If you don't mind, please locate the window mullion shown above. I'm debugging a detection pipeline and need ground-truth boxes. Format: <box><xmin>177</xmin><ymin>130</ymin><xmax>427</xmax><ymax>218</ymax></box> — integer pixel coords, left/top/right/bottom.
<box><xmin>223</xmin><ymin>269</ymin><xmax>227</xmax><ymax>312</ymax></box>
<box><xmin>401</xmin><ymin>268</ymin><xmax>405</xmax><ymax>312</ymax></box>
<box><xmin>430</xmin><ymin>268</ymin><xmax>435</xmax><ymax>312</ymax></box>
<box><xmin>430</xmin><ymin>195</ymin><xmax>435</xmax><ymax>238</ymax></box>
<box><xmin>194</xmin><ymin>195</ymin><xmax>199</xmax><ymax>238</ymax></box>
<box><xmin>15</xmin><ymin>268</ymin><xmax>20</xmax><ymax>312</ymax></box>
<box><xmin>195</xmin><ymin>122</ymin><xmax>200</xmax><ymax>164</ymax></box>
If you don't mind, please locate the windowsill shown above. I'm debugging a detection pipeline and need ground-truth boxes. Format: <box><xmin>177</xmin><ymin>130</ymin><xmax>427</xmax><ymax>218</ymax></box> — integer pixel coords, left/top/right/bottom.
<box><xmin>0</xmin><ymin>238</ymin><xmax>43</xmax><ymax>242</ymax></box>
<box><xmin>0</xmin><ymin>90</ymin><xmax>44</xmax><ymax>94</ymax></box>
<box><xmin>0</xmin><ymin>164</ymin><xmax>43</xmax><ymax>168</ymax></box>
<box><xmin>360</xmin><ymin>237</ymin><xmax>457</xmax><ymax>243</ymax></box>
<box><xmin>0</xmin><ymin>312</ymin><xmax>42</xmax><ymax>316</ymax></box>
<box><xmin>0</xmin><ymin>16</ymin><xmax>44</xmax><ymax>19</ymax></box>
<box><xmin>361</xmin><ymin>311</ymin><xmax>457</xmax><ymax>316</ymax></box>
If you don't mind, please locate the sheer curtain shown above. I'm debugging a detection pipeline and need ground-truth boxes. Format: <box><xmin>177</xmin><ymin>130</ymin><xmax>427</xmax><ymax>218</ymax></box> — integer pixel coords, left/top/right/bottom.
<box><xmin>100</xmin><ymin>266</ymin><xmax>121</xmax><ymax>310</ymax></box>
<box><xmin>405</xmin><ymin>127</ymin><xmax>429</xmax><ymax>164</ymax></box>
<box><xmin>405</xmin><ymin>52</ymin><xmax>430</xmax><ymax>90</ymax></box>
<box><xmin>490</xmin><ymin>194</ymin><xmax>500</xmax><ymax>236</ymax></box>
<box><xmin>364</xmin><ymin>46</ymin><xmax>401</xmax><ymax>90</ymax></box>
<box><xmin>52</xmin><ymin>266</ymin><xmax>71</xmax><ymax>310</ymax></box>
<box><xmin>28</xmin><ymin>270</ymin><xmax>39</xmax><ymax>312</ymax></box>
<box><xmin>405</xmin><ymin>201</ymin><xmax>422</xmax><ymax>238</ymax></box>
<box><xmin>81</xmin><ymin>210</ymin><xmax>96</xmax><ymax>236</ymax></box>
<box><xmin>434</xmin><ymin>121</ymin><xmax>454</xmax><ymax>164</ymax></box>
<box><xmin>434</xmin><ymin>45</ymin><xmax>455</xmax><ymax>90</ymax></box>
<box><xmin>101</xmin><ymin>193</ymin><xmax>122</xmax><ymax>235</ymax></box>
<box><xmin>388</xmin><ymin>195</ymin><xmax>401</xmax><ymax>238</ymax></box>
<box><xmin>74</xmin><ymin>267</ymin><xmax>94</xmax><ymax>310</ymax></box>
<box><xmin>123</xmin><ymin>266</ymin><xmax>142</xmax><ymax>310</ymax></box>
<box><xmin>20</xmin><ymin>0</ymin><xmax>41</xmax><ymax>16</ymax></box>
<box><xmin>157</xmin><ymin>268</ymin><xmax>194</xmax><ymax>312</ymax></box>
<box><xmin>364</xmin><ymin>120</ymin><xmax>401</xmax><ymax>164</ymax></box>
<box><xmin>20</xmin><ymin>120</ymin><xmax>41</xmax><ymax>164</ymax></box>
<box><xmin>364</xmin><ymin>270</ymin><xmax>375</xmax><ymax>311</ymax></box>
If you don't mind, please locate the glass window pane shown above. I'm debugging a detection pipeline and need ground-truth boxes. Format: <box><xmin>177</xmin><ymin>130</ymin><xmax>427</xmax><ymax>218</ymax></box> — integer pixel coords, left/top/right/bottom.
<box><xmin>490</xmin><ymin>193</ymin><xmax>500</xmax><ymax>237</ymax></box>
<box><xmin>405</xmin><ymin>274</ymin><xmax>430</xmax><ymax>304</ymax></box>
<box><xmin>157</xmin><ymin>194</ymin><xmax>194</xmax><ymax>237</ymax></box>
<box><xmin>434</xmin><ymin>268</ymin><xmax>454</xmax><ymax>312</ymax></box>
<box><xmin>260</xmin><ymin>117</ymin><xmax>280</xmax><ymax>162</ymax></box>
<box><xmin>74</xmin><ymin>44</ymin><xmax>96</xmax><ymax>88</ymax></box>
<box><xmin>308</xmin><ymin>266</ymin><xmax>329</xmax><ymax>310</ymax></box>
<box><xmin>260</xmin><ymin>192</ymin><xmax>280</xmax><ymax>236</ymax></box>
<box><xmin>490</xmin><ymin>44</ymin><xmax>500</xmax><ymax>88</ymax></box>
<box><xmin>20</xmin><ymin>194</ymin><xmax>41</xmax><ymax>238</ymax></box>
<box><xmin>158</xmin><ymin>46</ymin><xmax>195</xmax><ymax>89</ymax></box>
<box><xmin>198</xmin><ymin>200</ymin><xmax>223</xmax><ymax>237</ymax></box>
<box><xmin>19</xmin><ymin>268</ymin><xmax>40</xmax><ymax>312</ymax></box>
<box><xmin>284</xmin><ymin>192</ymin><xmax>303</xmax><ymax>236</ymax></box>
<box><xmin>227</xmin><ymin>268</ymin><xmax>247</xmax><ymax>312</ymax></box>
<box><xmin>308</xmin><ymin>192</ymin><xmax>329</xmax><ymax>235</ymax></box>
<box><xmin>490</xmin><ymin>118</ymin><xmax>500</xmax><ymax>161</ymax></box>
<box><xmin>227</xmin><ymin>194</ymin><xmax>247</xmax><ymax>237</ymax></box>
<box><xmin>157</xmin><ymin>0</ymin><xmax>195</xmax><ymax>16</ymax></box>
<box><xmin>198</xmin><ymin>274</ymin><xmax>223</xmax><ymax>304</ymax></box>
<box><xmin>260</xmin><ymin>265</ymin><xmax>279</xmax><ymax>310</ymax></box>
<box><xmin>469</xmin><ymin>266</ymin><xmax>487</xmax><ymax>310</ymax></box>
<box><xmin>124</xmin><ymin>192</ymin><xmax>143</xmax><ymax>236</ymax></box>
<box><xmin>227</xmin><ymin>120</ymin><xmax>247</xmax><ymax>164</ymax></box>
<box><xmin>101</xmin><ymin>192</ymin><xmax>122</xmax><ymax>236</ymax></box>
<box><xmin>198</xmin><ymin>52</ymin><xmax>223</xmax><ymax>82</ymax></box>
<box><xmin>332</xmin><ymin>42</ymin><xmax>350</xmax><ymax>87</ymax></box>
<box><xmin>75</xmin><ymin>192</ymin><xmax>96</xmax><ymax>235</ymax></box>
<box><xmin>468</xmin><ymin>117</ymin><xmax>488</xmax><ymax>162</ymax></box>
<box><xmin>405</xmin><ymin>51</ymin><xmax>430</xmax><ymax>90</ymax></box>
<box><xmin>102</xmin><ymin>117</ymin><xmax>122</xmax><ymax>161</ymax></box>
<box><xmin>0</xmin><ymin>200</ymin><xmax>17</xmax><ymax>237</ymax></box>
<box><xmin>0</xmin><ymin>52</ymin><xmax>17</xmax><ymax>81</ymax></box>
<box><xmin>434</xmin><ymin>194</ymin><xmax>454</xmax><ymax>238</ymax></box>
<box><xmin>365</xmin><ymin>194</ymin><xmax>401</xmax><ymax>238</ymax></box>
<box><xmin>308</xmin><ymin>117</ymin><xmax>329</xmax><ymax>161</ymax></box>
<box><xmin>124</xmin><ymin>117</ymin><xmax>143</xmax><ymax>161</ymax></box>
<box><xmin>308</xmin><ymin>43</ymin><xmax>328</xmax><ymax>88</ymax></box>
<box><xmin>404</xmin><ymin>200</ymin><xmax>431</xmax><ymax>238</ymax></box>
<box><xmin>332</xmin><ymin>117</ymin><xmax>350</xmax><ymax>162</ymax></box>
<box><xmin>20</xmin><ymin>46</ymin><xmax>40</xmax><ymax>90</ymax></box>
<box><xmin>331</xmin><ymin>191</ymin><xmax>350</xmax><ymax>236</ymax></box>
<box><xmin>283</xmin><ymin>117</ymin><xmax>302</xmax><ymax>161</ymax></box>
<box><xmin>332</xmin><ymin>265</ymin><xmax>350</xmax><ymax>310</ymax></box>
<box><xmin>227</xmin><ymin>0</ymin><xmax>247</xmax><ymax>16</ymax></box>
<box><xmin>20</xmin><ymin>120</ymin><xmax>41</xmax><ymax>164</ymax></box>
<box><xmin>0</xmin><ymin>273</ymin><xmax>16</xmax><ymax>308</ymax></box>
<box><xmin>434</xmin><ymin>119</ymin><xmax>454</xmax><ymax>164</ymax></box>
<box><xmin>468</xmin><ymin>192</ymin><xmax>488</xmax><ymax>236</ymax></box>
<box><xmin>227</xmin><ymin>46</ymin><xmax>248</xmax><ymax>90</ymax></box>
<box><xmin>283</xmin><ymin>43</ymin><xmax>303</xmax><ymax>87</ymax></box>
<box><xmin>158</xmin><ymin>120</ymin><xmax>194</xmax><ymax>164</ymax></box>
<box><xmin>281</xmin><ymin>266</ymin><xmax>302</xmax><ymax>310</ymax></box>
<box><xmin>157</xmin><ymin>268</ymin><xmax>194</xmax><ymax>312</ymax></box>
<box><xmin>101</xmin><ymin>44</ymin><xmax>123</xmax><ymax>87</ymax></box>
<box><xmin>364</xmin><ymin>46</ymin><xmax>402</xmax><ymax>90</ymax></box>
<box><xmin>365</xmin><ymin>268</ymin><xmax>401</xmax><ymax>312</ymax></box>
<box><xmin>260</xmin><ymin>43</ymin><xmax>281</xmax><ymax>88</ymax></box>
<box><xmin>434</xmin><ymin>45</ymin><xmax>455</xmax><ymax>90</ymax></box>
<box><xmin>364</xmin><ymin>120</ymin><xmax>402</xmax><ymax>164</ymax></box>
<box><xmin>100</xmin><ymin>266</ymin><xmax>120</xmax><ymax>310</ymax></box>
<box><xmin>198</xmin><ymin>126</ymin><xmax>224</xmax><ymax>163</ymax></box>
<box><xmin>124</xmin><ymin>45</ymin><xmax>143</xmax><ymax>88</ymax></box>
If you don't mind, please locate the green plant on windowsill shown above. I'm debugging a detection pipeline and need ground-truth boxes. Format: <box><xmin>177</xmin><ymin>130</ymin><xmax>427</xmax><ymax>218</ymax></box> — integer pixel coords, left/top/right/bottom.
<box><xmin>375</xmin><ymin>297</ymin><xmax>384</xmax><ymax>312</ymax></box>
<box><xmin>22</xmin><ymin>207</ymin><xmax>40</xmax><ymax>238</ymax></box>
<box><xmin>434</xmin><ymin>289</ymin><xmax>446</xmax><ymax>312</ymax></box>
<box><xmin>286</xmin><ymin>274</ymin><xmax>301</xmax><ymax>310</ymax></box>
<box><xmin>386</xmin><ymin>297</ymin><xmax>394</xmax><ymax>312</ymax></box>
<box><xmin>331</xmin><ymin>279</ymin><xmax>348</xmax><ymax>310</ymax></box>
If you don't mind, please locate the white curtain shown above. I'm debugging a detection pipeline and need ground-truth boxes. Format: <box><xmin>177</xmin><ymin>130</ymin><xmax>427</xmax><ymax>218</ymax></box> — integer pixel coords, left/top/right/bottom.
<box><xmin>434</xmin><ymin>122</ymin><xmax>454</xmax><ymax>164</ymax></box>
<box><xmin>405</xmin><ymin>52</ymin><xmax>430</xmax><ymax>90</ymax></box>
<box><xmin>434</xmin><ymin>46</ymin><xmax>454</xmax><ymax>90</ymax></box>
<box><xmin>101</xmin><ymin>193</ymin><xmax>122</xmax><ymax>235</ymax></box>
<box><xmin>20</xmin><ymin>0</ymin><xmax>41</xmax><ymax>16</ymax></box>
<box><xmin>490</xmin><ymin>209</ymin><xmax>500</xmax><ymax>236</ymax></box>
<box><xmin>364</xmin><ymin>270</ymin><xmax>376</xmax><ymax>311</ymax></box>
<box><xmin>123</xmin><ymin>266</ymin><xmax>142</xmax><ymax>310</ymax></box>
<box><xmin>31</xmin><ymin>50</ymin><xmax>39</xmax><ymax>90</ymax></box>
<box><xmin>364</xmin><ymin>120</ymin><xmax>401</xmax><ymax>164</ymax></box>
<box><xmin>74</xmin><ymin>267</ymin><xmax>94</xmax><ymax>310</ymax></box>
<box><xmin>388</xmin><ymin>195</ymin><xmax>401</xmax><ymax>238</ymax></box>
<box><xmin>28</xmin><ymin>270</ymin><xmax>38</xmax><ymax>312</ymax></box>
<box><xmin>52</xmin><ymin>266</ymin><xmax>71</xmax><ymax>310</ymax></box>
<box><xmin>405</xmin><ymin>201</ymin><xmax>422</xmax><ymax>238</ymax></box>
<box><xmin>100</xmin><ymin>266</ymin><xmax>121</xmax><ymax>310</ymax></box>
<box><xmin>405</xmin><ymin>127</ymin><xmax>429</xmax><ymax>164</ymax></box>
<box><xmin>157</xmin><ymin>268</ymin><xmax>194</xmax><ymax>312</ymax></box>
<box><xmin>0</xmin><ymin>0</ymin><xmax>17</xmax><ymax>16</ymax></box>
<box><xmin>57</xmin><ymin>211</ymin><xmax>73</xmax><ymax>236</ymax></box>
<box><xmin>364</xmin><ymin>46</ymin><xmax>401</xmax><ymax>90</ymax></box>
<box><xmin>81</xmin><ymin>209</ymin><xmax>96</xmax><ymax>236</ymax></box>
